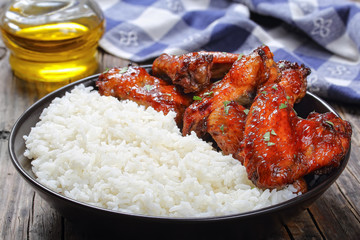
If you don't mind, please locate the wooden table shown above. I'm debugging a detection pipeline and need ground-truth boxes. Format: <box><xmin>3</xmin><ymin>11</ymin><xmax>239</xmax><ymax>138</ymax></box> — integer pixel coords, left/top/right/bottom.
<box><xmin>1</xmin><ymin>2</ymin><xmax>360</xmax><ymax>240</ymax></box>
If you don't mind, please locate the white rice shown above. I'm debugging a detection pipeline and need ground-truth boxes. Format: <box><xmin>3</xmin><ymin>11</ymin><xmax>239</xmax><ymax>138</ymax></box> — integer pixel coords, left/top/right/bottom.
<box><xmin>24</xmin><ymin>85</ymin><xmax>298</xmax><ymax>218</ymax></box>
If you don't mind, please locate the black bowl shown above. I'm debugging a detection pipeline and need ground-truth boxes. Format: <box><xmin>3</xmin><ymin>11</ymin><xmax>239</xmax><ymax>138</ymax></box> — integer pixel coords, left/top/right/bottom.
<box><xmin>8</xmin><ymin>70</ymin><xmax>350</xmax><ymax>239</ymax></box>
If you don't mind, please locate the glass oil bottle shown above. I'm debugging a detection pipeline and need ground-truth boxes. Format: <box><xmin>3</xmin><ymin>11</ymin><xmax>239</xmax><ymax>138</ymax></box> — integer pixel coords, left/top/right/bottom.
<box><xmin>0</xmin><ymin>0</ymin><xmax>105</xmax><ymax>92</ymax></box>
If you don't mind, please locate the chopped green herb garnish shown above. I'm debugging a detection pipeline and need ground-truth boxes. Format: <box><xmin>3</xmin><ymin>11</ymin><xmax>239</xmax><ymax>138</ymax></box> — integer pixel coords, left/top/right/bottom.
<box><xmin>278</xmin><ymin>62</ymin><xmax>286</xmax><ymax>68</ymax></box>
<box><xmin>144</xmin><ymin>84</ymin><xmax>154</xmax><ymax>91</ymax></box>
<box><xmin>243</xmin><ymin>109</ymin><xmax>249</xmax><ymax>115</ymax></box>
<box><xmin>103</xmin><ymin>67</ymin><xmax>110</xmax><ymax>73</ymax></box>
<box><xmin>272</xmin><ymin>85</ymin><xmax>278</xmax><ymax>90</ymax></box>
<box><xmin>220</xmin><ymin>124</ymin><xmax>225</xmax><ymax>134</ymax></box>
<box><xmin>279</xmin><ymin>103</ymin><xmax>287</xmax><ymax>109</ymax></box>
<box><xmin>263</xmin><ymin>132</ymin><xmax>271</xmax><ymax>141</ymax></box>
<box><xmin>165</xmin><ymin>93</ymin><xmax>172</xmax><ymax>97</ymax></box>
<box><xmin>267</xmin><ymin>142</ymin><xmax>276</xmax><ymax>146</ymax></box>
<box><xmin>224</xmin><ymin>106</ymin><xmax>230</xmax><ymax>115</ymax></box>
<box><xmin>223</xmin><ymin>100</ymin><xmax>231</xmax><ymax>106</ymax></box>
<box><xmin>286</xmin><ymin>96</ymin><xmax>291</xmax><ymax>101</ymax></box>
<box><xmin>271</xmin><ymin>129</ymin><xmax>276</xmax><ymax>136</ymax></box>
<box><xmin>261</xmin><ymin>91</ymin><xmax>267</xmax><ymax>95</ymax></box>
<box><xmin>203</xmin><ymin>91</ymin><xmax>214</xmax><ymax>97</ymax></box>
<box><xmin>193</xmin><ymin>96</ymin><xmax>202</xmax><ymax>101</ymax></box>
<box><xmin>325</xmin><ymin>120</ymin><xmax>334</xmax><ymax>127</ymax></box>
<box><xmin>119</xmin><ymin>66</ymin><xmax>128</xmax><ymax>74</ymax></box>
<box><xmin>223</xmin><ymin>101</ymin><xmax>231</xmax><ymax>114</ymax></box>
<box><xmin>222</xmin><ymin>52</ymin><xmax>227</xmax><ymax>55</ymax></box>
<box><xmin>237</xmin><ymin>53</ymin><xmax>244</xmax><ymax>61</ymax></box>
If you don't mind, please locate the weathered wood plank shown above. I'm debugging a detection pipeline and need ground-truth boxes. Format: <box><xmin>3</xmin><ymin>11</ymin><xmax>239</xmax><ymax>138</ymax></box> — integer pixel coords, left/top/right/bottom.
<box><xmin>98</xmin><ymin>48</ymin><xmax>132</xmax><ymax>72</ymax></box>
<box><xmin>0</xmin><ymin>140</ymin><xmax>32</xmax><ymax>239</ymax></box>
<box><xmin>28</xmin><ymin>194</ymin><xmax>63</xmax><ymax>240</ymax></box>
<box><xmin>308</xmin><ymin>182</ymin><xmax>360</xmax><ymax>239</ymax></box>
<box><xmin>337</xmin><ymin>148</ymin><xmax>360</xmax><ymax>213</ymax></box>
<box><xmin>284</xmin><ymin>209</ymin><xmax>324</xmax><ymax>239</ymax></box>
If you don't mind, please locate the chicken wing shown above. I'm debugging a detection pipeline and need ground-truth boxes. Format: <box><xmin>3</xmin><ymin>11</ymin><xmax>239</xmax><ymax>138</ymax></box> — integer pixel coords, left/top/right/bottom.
<box><xmin>96</xmin><ymin>66</ymin><xmax>192</xmax><ymax>126</ymax></box>
<box><xmin>182</xmin><ymin>45</ymin><xmax>279</xmax><ymax>137</ymax></box>
<box><xmin>152</xmin><ymin>51</ymin><xmax>240</xmax><ymax>93</ymax></box>
<box><xmin>206</xmin><ymin>101</ymin><xmax>247</xmax><ymax>159</ymax></box>
<box><xmin>152</xmin><ymin>52</ymin><xmax>213</xmax><ymax>93</ymax></box>
<box><xmin>242</xmin><ymin>62</ymin><xmax>351</xmax><ymax>190</ymax></box>
<box><xmin>200</xmin><ymin>51</ymin><xmax>241</xmax><ymax>79</ymax></box>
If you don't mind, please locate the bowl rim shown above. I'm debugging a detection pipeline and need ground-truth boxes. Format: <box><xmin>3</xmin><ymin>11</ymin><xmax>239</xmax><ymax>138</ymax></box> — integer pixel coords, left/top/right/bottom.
<box><xmin>8</xmin><ymin>70</ymin><xmax>351</xmax><ymax>223</ymax></box>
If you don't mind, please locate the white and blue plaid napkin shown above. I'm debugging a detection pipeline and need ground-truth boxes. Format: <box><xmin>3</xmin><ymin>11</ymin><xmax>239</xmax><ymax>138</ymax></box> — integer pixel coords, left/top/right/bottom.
<box><xmin>98</xmin><ymin>0</ymin><xmax>360</xmax><ymax>104</ymax></box>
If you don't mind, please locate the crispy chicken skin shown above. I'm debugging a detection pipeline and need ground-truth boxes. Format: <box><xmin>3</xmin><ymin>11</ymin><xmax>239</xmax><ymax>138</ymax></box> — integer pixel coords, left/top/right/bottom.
<box><xmin>96</xmin><ymin>66</ymin><xmax>192</xmax><ymax>126</ymax></box>
<box><xmin>182</xmin><ymin>45</ymin><xmax>278</xmax><ymax>137</ymax></box>
<box><xmin>242</xmin><ymin>63</ymin><xmax>351</xmax><ymax>189</ymax></box>
<box><xmin>152</xmin><ymin>52</ymin><xmax>213</xmax><ymax>93</ymax></box>
<box><xmin>207</xmin><ymin>101</ymin><xmax>247</xmax><ymax>158</ymax></box>
<box><xmin>152</xmin><ymin>52</ymin><xmax>240</xmax><ymax>93</ymax></box>
<box><xmin>200</xmin><ymin>51</ymin><xmax>241</xmax><ymax>79</ymax></box>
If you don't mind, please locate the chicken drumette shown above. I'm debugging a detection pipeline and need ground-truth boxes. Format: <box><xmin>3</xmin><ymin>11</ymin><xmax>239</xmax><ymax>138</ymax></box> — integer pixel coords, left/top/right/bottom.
<box><xmin>241</xmin><ymin>61</ymin><xmax>351</xmax><ymax>190</ymax></box>
<box><xmin>152</xmin><ymin>51</ymin><xmax>240</xmax><ymax>93</ymax></box>
<box><xmin>96</xmin><ymin>66</ymin><xmax>192</xmax><ymax>126</ymax></box>
<box><xmin>182</xmin><ymin>45</ymin><xmax>278</xmax><ymax>138</ymax></box>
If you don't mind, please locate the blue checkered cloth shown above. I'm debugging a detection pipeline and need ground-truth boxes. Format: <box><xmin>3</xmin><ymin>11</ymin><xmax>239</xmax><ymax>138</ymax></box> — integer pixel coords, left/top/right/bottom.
<box><xmin>98</xmin><ymin>0</ymin><xmax>360</xmax><ymax>104</ymax></box>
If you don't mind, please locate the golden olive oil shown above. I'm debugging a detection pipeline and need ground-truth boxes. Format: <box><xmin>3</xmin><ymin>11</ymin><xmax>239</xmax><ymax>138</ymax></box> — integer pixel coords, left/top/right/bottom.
<box><xmin>0</xmin><ymin>0</ymin><xmax>105</xmax><ymax>89</ymax></box>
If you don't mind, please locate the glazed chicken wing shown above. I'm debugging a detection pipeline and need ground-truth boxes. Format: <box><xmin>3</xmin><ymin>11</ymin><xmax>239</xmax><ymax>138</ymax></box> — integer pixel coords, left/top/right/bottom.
<box><xmin>152</xmin><ymin>52</ymin><xmax>240</xmax><ymax>93</ymax></box>
<box><xmin>207</xmin><ymin>101</ymin><xmax>247</xmax><ymax>159</ymax></box>
<box><xmin>201</xmin><ymin>51</ymin><xmax>242</xmax><ymax>79</ymax></box>
<box><xmin>182</xmin><ymin>45</ymin><xmax>279</xmax><ymax>137</ymax></box>
<box><xmin>96</xmin><ymin>66</ymin><xmax>192</xmax><ymax>126</ymax></box>
<box><xmin>242</xmin><ymin>62</ymin><xmax>351</xmax><ymax>190</ymax></box>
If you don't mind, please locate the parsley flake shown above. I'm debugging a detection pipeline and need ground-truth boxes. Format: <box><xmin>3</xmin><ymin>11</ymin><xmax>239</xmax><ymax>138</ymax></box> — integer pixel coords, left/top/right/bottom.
<box><xmin>237</xmin><ymin>53</ymin><xmax>244</xmax><ymax>61</ymax></box>
<box><xmin>223</xmin><ymin>101</ymin><xmax>231</xmax><ymax>114</ymax></box>
<box><xmin>220</xmin><ymin>124</ymin><xmax>225</xmax><ymax>134</ymax></box>
<box><xmin>261</xmin><ymin>91</ymin><xmax>267</xmax><ymax>95</ymax></box>
<box><xmin>263</xmin><ymin>132</ymin><xmax>271</xmax><ymax>141</ymax></box>
<box><xmin>144</xmin><ymin>84</ymin><xmax>154</xmax><ymax>91</ymax></box>
<box><xmin>223</xmin><ymin>100</ymin><xmax>231</xmax><ymax>106</ymax></box>
<box><xmin>272</xmin><ymin>85</ymin><xmax>278</xmax><ymax>90</ymax></box>
<box><xmin>119</xmin><ymin>66</ymin><xmax>128</xmax><ymax>74</ymax></box>
<box><xmin>267</xmin><ymin>142</ymin><xmax>275</xmax><ymax>146</ymax></box>
<box><xmin>243</xmin><ymin>109</ymin><xmax>249</xmax><ymax>115</ymax></box>
<box><xmin>279</xmin><ymin>103</ymin><xmax>287</xmax><ymax>109</ymax></box>
<box><xmin>203</xmin><ymin>91</ymin><xmax>214</xmax><ymax>97</ymax></box>
<box><xmin>193</xmin><ymin>96</ymin><xmax>202</xmax><ymax>101</ymax></box>
<box><xmin>271</xmin><ymin>129</ymin><xmax>276</xmax><ymax>135</ymax></box>
<box><xmin>103</xmin><ymin>67</ymin><xmax>110</xmax><ymax>74</ymax></box>
<box><xmin>278</xmin><ymin>62</ymin><xmax>286</xmax><ymax>68</ymax></box>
